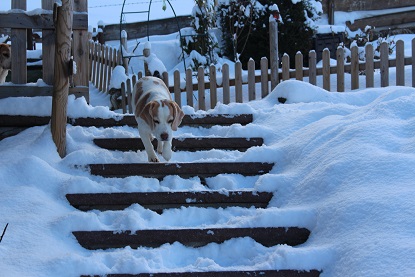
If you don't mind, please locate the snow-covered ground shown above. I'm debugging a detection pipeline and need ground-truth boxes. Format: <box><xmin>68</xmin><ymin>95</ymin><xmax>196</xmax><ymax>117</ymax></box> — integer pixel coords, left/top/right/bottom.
<box><xmin>1</xmin><ymin>2</ymin><xmax>415</xmax><ymax>277</ymax></box>
<box><xmin>1</xmin><ymin>76</ymin><xmax>415</xmax><ymax>276</ymax></box>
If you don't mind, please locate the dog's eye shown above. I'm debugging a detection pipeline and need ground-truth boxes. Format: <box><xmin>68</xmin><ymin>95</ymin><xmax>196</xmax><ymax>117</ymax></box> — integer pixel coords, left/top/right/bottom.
<box><xmin>168</xmin><ymin>119</ymin><xmax>174</xmax><ymax>124</ymax></box>
<box><xmin>153</xmin><ymin>119</ymin><xmax>160</xmax><ymax>124</ymax></box>
<box><xmin>2</xmin><ymin>53</ymin><xmax>9</xmax><ymax>58</ymax></box>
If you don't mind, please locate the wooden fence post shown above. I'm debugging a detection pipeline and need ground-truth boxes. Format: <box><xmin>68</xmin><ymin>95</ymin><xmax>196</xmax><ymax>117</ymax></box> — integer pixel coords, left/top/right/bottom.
<box><xmin>11</xmin><ymin>0</ymin><xmax>27</xmax><ymax>84</ymax></box>
<box><xmin>269</xmin><ymin>17</ymin><xmax>279</xmax><ymax>90</ymax></box>
<box><xmin>222</xmin><ymin>63</ymin><xmax>230</xmax><ymax>104</ymax></box>
<box><xmin>235</xmin><ymin>61</ymin><xmax>243</xmax><ymax>103</ymax></box>
<box><xmin>51</xmin><ymin>0</ymin><xmax>73</xmax><ymax>158</ymax></box>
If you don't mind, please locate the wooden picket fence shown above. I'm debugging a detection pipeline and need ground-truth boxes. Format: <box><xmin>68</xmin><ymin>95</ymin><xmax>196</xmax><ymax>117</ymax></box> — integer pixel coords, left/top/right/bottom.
<box><xmin>89</xmin><ymin>41</ymin><xmax>122</xmax><ymax>93</ymax></box>
<box><xmin>90</xmin><ymin>39</ymin><xmax>415</xmax><ymax>112</ymax></box>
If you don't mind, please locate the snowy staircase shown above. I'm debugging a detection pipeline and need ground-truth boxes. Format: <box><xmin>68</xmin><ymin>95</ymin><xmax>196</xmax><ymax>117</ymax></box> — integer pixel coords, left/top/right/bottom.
<box><xmin>68</xmin><ymin>113</ymin><xmax>321</xmax><ymax>277</ymax></box>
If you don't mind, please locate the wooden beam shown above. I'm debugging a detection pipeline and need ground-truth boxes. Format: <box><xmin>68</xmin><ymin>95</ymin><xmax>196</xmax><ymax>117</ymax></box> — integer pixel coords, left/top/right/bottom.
<box><xmin>81</xmin><ymin>270</ymin><xmax>321</xmax><ymax>277</ymax></box>
<box><xmin>66</xmin><ymin>191</ymin><xmax>273</xmax><ymax>212</ymax></box>
<box><xmin>93</xmin><ymin>137</ymin><xmax>264</xmax><ymax>152</ymax></box>
<box><xmin>0</xmin><ymin>85</ymin><xmax>88</xmax><ymax>99</ymax></box>
<box><xmin>0</xmin><ymin>12</ymin><xmax>88</xmax><ymax>30</ymax></box>
<box><xmin>87</xmin><ymin>162</ymin><xmax>275</xmax><ymax>178</ymax></box>
<box><xmin>73</xmin><ymin>227</ymin><xmax>309</xmax><ymax>249</ymax></box>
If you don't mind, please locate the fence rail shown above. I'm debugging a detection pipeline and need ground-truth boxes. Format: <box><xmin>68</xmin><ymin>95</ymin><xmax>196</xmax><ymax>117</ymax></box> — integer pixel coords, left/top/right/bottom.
<box><xmin>89</xmin><ymin>39</ymin><xmax>415</xmax><ymax>113</ymax></box>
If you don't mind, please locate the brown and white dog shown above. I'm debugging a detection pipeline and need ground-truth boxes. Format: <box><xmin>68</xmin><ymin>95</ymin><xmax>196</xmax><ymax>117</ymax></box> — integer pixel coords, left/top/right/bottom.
<box><xmin>133</xmin><ymin>76</ymin><xmax>184</xmax><ymax>162</ymax></box>
<box><xmin>0</xmin><ymin>43</ymin><xmax>11</xmax><ymax>84</ymax></box>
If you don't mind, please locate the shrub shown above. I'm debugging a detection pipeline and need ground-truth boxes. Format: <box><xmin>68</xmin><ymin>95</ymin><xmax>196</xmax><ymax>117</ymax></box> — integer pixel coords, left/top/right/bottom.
<box><xmin>217</xmin><ymin>0</ymin><xmax>322</xmax><ymax>68</ymax></box>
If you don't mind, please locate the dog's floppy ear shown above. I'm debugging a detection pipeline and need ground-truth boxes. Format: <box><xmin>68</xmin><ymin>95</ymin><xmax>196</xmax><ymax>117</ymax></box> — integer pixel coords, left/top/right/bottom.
<box><xmin>140</xmin><ymin>101</ymin><xmax>159</xmax><ymax>130</ymax></box>
<box><xmin>170</xmin><ymin>101</ymin><xmax>185</xmax><ymax>131</ymax></box>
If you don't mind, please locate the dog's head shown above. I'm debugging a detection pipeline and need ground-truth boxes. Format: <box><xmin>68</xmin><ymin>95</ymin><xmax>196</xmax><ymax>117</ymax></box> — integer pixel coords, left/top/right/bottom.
<box><xmin>140</xmin><ymin>99</ymin><xmax>184</xmax><ymax>141</ymax></box>
<box><xmin>0</xmin><ymin>43</ymin><xmax>11</xmax><ymax>70</ymax></box>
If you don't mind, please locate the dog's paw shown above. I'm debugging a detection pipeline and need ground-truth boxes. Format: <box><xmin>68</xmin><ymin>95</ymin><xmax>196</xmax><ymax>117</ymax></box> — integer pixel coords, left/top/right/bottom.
<box><xmin>148</xmin><ymin>155</ymin><xmax>160</xmax><ymax>163</ymax></box>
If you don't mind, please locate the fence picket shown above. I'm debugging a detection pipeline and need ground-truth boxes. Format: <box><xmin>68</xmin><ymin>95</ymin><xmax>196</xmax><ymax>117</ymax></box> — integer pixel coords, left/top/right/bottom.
<box><xmin>121</xmin><ymin>81</ymin><xmax>127</xmax><ymax>114</ymax></box>
<box><xmin>351</xmin><ymin>46</ymin><xmax>359</xmax><ymax>90</ymax></box>
<box><xmin>380</xmin><ymin>42</ymin><xmax>389</xmax><ymax>87</ymax></box>
<box><xmin>365</xmin><ymin>44</ymin><xmax>374</xmax><ymax>88</ymax></box>
<box><xmin>336</xmin><ymin>47</ymin><xmax>345</xmax><ymax>92</ymax></box>
<box><xmin>127</xmin><ymin>78</ymin><xmax>133</xmax><ymax>113</ymax></box>
<box><xmin>295</xmin><ymin>52</ymin><xmax>303</xmax><ymax>81</ymax></box>
<box><xmin>210</xmin><ymin>64</ymin><xmax>217</xmax><ymax>109</ymax></box>
<box><xmin>323</xmin><ymin>49</ymin><xmax>330</xmax><ymax>91</ymax></box>
<box><xmin>198</xmin><ymin>66</ymin><xmax>206</xmax><ymax>110</ymax></box>
<box><xmin>248</xmin><ymin>59</ymin><xmax>255</xmax><ymax>101</ymax></box>
<box><xmin>308</xmin><ymin>51</ymin><xmax>316</xmax><ymax>85</ymax></box>
<box><xmin>396</xmin><ymin>40</ymin><xmax>405</xmax><ymax>86</ymax></box>
<box><xmin>222</xmin><ymin>63</ymin><xmax>230</xmax><ymax>104</ymax></box>
<box><xmin>102</xmin><ymin>46</ymin><xmax>109</xmax><ymax>92</ymax></box>
<box><xmin>282</xmin><ymin>54</ymin><xmax>290</xmax><ymax>81</ymax></box>
<box><xmin>235</xmin><ymin>61</ymin><xmax>243</xmax><ymax>103</ymax></box>
<box><xmin>260</xmin><ymin>57</ymin><xmax>269</xmax><ymax>98</ymax></box>
<box><xmin>185</xmin><ymin>68</ymin><xmax>194</xmax><ymax>108</ymax></box>
<box><xmin>174</xmin><ymin>70</ymin><xmax>181</xmax><ymax>106</ymax></box>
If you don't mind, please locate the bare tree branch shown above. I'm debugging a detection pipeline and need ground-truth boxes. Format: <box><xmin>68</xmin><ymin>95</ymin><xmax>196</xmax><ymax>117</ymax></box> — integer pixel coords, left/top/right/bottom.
<box><xmin>0</xmin><ymin>223</ymin><xmax>8</xmax><ymax>243</ymax></box>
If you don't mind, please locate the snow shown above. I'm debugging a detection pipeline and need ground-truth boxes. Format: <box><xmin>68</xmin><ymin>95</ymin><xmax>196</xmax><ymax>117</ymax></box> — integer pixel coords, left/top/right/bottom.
<box><xmin>1</xmin><ymin>2</ymin><xmax>415</xmax><ymax>277</ymax></box>
<box><xmin>2</xmin><ymin>74</ymin><xmax>415</xmax><ymax>276</ymax></box>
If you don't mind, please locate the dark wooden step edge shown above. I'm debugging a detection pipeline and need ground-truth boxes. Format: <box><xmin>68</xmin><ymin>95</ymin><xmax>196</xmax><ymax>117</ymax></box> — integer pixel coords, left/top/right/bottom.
<box><xmin>0</xmin><ymin>114</ymin><xmax>253</xmax><ymax>128</ymax></box>
<box><xmin>73</xmin><ymin>227</ymin><xmax>310</xmax><ymax>249</ymax></box>
<box><xmin>81</xmin><ymin>269</ymin><xmax>321</xmax><ymax>277</ymax></box>
<box><xmin>86</xmin><ymin>162</ymin><xmax>274</xmax><ymax>178</ymax></box>
<box><xmin>93</xmin><ymin>137</ymin><xmax>264</xmax><ymax>152</ymax></box>
<box><xmin>66</xmin><ymin>191</ymin><xmax>273</xmax><ymax>212</ymax></box>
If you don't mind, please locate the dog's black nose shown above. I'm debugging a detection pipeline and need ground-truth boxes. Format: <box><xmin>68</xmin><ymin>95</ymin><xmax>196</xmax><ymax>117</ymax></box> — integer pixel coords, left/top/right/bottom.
<box><xmin>160</xmin><ymin>132</ymin><xmax>169</xmax><ymax>141</ymax></box>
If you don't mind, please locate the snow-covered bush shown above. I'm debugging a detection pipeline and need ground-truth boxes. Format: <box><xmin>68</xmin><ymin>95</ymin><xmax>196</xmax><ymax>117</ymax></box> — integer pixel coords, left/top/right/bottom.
<box><xmin>180</xmin><ymin>0</ymin><xmax>219</xmax><ymax>71</ymax></box>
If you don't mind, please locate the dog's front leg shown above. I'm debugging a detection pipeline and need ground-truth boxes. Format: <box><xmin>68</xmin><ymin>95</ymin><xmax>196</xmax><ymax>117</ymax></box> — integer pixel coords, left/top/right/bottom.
<box><xmin>139</xmin><ymin>131</ymin><xmax>159</xmax><ymax>162</ymax></box>
<box><xmin>161</xmin><ymin>140</ymin><xmax>173</xmax><ymax>161</ymax></box>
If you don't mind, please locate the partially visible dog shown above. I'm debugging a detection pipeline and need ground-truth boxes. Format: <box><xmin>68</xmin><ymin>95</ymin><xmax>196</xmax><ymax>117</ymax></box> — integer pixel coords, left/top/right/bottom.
<box><xmin>0</xmin><ymin>43</ymin><xmax>11</xmax><ymax>84</ymax></box>
<box><xmin>132</xmin><ymin>76</ymin><xmax>185</xmax><ymax>162</ymax></box>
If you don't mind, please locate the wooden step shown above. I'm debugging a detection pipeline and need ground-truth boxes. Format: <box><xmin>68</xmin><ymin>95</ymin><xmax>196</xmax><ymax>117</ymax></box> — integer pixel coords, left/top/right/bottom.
<box><xmin>81</xmin><ymin>269</ymin><xmax>321</xmax><ymax>277</ymax></box>
<box><xmin>86</xmin><ymin>162</ymin><xmax>274</xmax><ymax>178</ymax></box>
<box><xmin>0</xmin><ymin>114</ymin><xmax>253</xmax><ymax>128</ymax></box>
<box><xmin>71</xmin><ymin>114</ymin><xmax>254</xmax><ymax>127</ymax></box>
<box><xmin>66</xmin><ymin>191</ymin><xmax>273</xmax><ymax>212</ymax></box>
<box><xmin>93</xmin><ymin>137</ymin><xmax>264</xmax><ymax>152</ymax></box>
<box><xmin>73</xmin><ymin>227</ymin><xmax>310</xmax><ymax>249</ymax></box>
